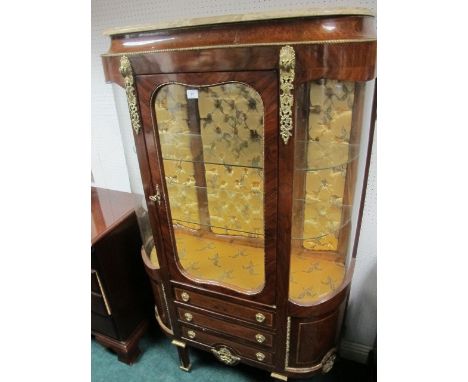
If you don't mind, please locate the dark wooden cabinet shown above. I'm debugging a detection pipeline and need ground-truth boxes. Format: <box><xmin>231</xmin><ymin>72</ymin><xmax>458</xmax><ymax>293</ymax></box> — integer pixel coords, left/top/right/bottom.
<box><xmin>101</xmin><ymin>8</ymin><xmax>376</xmax><ymax>380</ymax></box>
<box><xmin>91</xmin><ymin>187</ymin><xmax>153</xmax><ymax>364</ymax></box>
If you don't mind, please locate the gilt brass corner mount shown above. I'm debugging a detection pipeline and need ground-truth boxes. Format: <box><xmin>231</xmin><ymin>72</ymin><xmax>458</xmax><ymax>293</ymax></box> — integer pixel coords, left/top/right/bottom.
<box><xmin>119</xmin><ymin>55</ymin><xmax>142</xmax><ymax>135</ymax></box>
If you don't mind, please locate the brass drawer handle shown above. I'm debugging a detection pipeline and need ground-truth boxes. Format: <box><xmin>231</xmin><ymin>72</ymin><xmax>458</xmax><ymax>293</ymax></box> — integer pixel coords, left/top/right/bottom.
<box><xmin>187</xmin><ymin>330</ymin><xmax>196</xmax><ymax>339</ymax></box>
<box><xmin>255</xmin><ymin>334</ymin><xmax>266</xmax><ymax>343</ymax></box>
<box><xmin>184</xmin><ymin>312</ymin><xmax>193</xmax><ymax>322</ymax></box>
<box><xmin>256</xmin><ymin>352</ymin><xmax>266</xmax><ymax>361</ymax></box>
<box><xmin>255</xmin><ymin>313</ymin><xmax>265</xmax><ymax>323</ymax></box>
<box><xmin>181</xmin><ymin>292</ymin><xmax>190</xmax><ymax>302</ymax></box>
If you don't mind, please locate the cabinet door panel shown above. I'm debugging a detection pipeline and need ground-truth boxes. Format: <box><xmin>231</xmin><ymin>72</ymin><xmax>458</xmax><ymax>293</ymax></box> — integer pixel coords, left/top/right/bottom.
<box><xmin>137</xmin><ymin>72</ymin><xmax>278</xmax><ymax>305</ymax></box>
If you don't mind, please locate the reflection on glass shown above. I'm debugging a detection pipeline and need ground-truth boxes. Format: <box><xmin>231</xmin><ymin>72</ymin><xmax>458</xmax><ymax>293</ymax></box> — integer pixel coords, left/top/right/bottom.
<box><xmin>155</xmin><ymin>83</ymin><xmax>265</xmax><ymax>293</ymax></box>
<box><xmin>289</xmin><ymin>79</ymin><xmax>357</xmax><ymax>305</ymax></box>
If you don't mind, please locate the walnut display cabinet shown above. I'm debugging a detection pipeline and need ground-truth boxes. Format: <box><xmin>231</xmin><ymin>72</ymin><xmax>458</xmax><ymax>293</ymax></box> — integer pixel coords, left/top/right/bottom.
<box><xmin>102</xmin><ymin>8</ymin><xmax>376</xmax><ymax>380</ymax></box>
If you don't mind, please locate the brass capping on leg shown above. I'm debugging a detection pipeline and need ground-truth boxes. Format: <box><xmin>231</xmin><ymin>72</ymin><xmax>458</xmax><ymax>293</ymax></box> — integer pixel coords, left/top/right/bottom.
<box><xmin>171</xmin><ymin>339</ymin><xmax>186</xmax><ymax>349</ymax></box>
<box><xmin>179</xmin><ymin>364</ymin><xmax>192</xmax><ymax>372</ymax></box>
<box><xmin>271</xmin><ymin>372</ymin><xmax>288</xmax><ymax>381</ymax></box>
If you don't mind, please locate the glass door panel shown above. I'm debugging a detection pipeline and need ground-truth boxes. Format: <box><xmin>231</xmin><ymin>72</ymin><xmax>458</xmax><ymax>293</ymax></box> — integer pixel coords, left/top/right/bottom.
<box><xmin>154</xmin><ymin>82</ymin><xmax>265</xmax><ymax>294</ymax></box>
<box><xmin>289</xmin><ymin>79</ymin><xmax>373</xmax><ymax>305</ymax></box>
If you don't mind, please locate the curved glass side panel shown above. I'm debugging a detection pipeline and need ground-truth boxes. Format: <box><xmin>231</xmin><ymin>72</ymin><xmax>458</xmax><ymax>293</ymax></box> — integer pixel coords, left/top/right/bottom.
<box><xmin>289</xmin><ymin>79</ymin><xmax>374</xmax><ymax>305</ymax></box>
<box><xmin>112</xmin><ymin>84</ymin><xmax>159</xmax><ymax>267</ymax></box>
<box><xmin>154</xmin><ymin>83</ymin><xmax>265</xmax><ymax>293</ymax></box>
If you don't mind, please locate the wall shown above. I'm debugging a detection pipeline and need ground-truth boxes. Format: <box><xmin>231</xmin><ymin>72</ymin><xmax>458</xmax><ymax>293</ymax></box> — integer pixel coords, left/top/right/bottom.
<box><xmin>91</xmin><ymin>0</ymin><xmax>377</xmax><ymax>362</ymax></box>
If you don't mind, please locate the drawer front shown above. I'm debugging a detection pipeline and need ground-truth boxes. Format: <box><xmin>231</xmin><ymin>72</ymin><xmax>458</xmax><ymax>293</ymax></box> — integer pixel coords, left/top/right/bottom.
<box><xmin>181</xmin><ymin>326</ymin><xmax>273</xmax><ymax>366</ymax></box>
<box><xmin>91</xmin><ymin>312</ymin><xmax>117</xmax><ymax>339</ymax></box>
<box><xmin>91</xmin><ymin>270</ymin><xmax>100</xmax><ymax>293</ymax></box>
<box><xmin>177</xmin><ymin>307</ymin><xmax>273</xmax><ymax>348</ymax></box>
<box><xmin>174</xmin><ymin>288</ymin><xmax>274</xmax><ymax>328</ymax></box>
<box><xmin>91</xmin><ymin>292</ymin><xmax>110</xmax><ymax>316</ymax></box>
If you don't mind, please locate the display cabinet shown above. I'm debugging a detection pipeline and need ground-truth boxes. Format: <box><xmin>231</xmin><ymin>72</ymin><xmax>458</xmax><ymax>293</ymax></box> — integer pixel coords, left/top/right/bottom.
<box><xmin>102</xmin><ymin>8</ymin><xmax>376</xmax><ymax>379</ymax></box>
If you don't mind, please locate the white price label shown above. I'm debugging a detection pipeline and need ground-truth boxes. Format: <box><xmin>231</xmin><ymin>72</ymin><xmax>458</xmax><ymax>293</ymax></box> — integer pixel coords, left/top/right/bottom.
<box><xmin>186</xmin><ymin>89</ymin><xmax>199</xmax><ymax>99</ymax></box>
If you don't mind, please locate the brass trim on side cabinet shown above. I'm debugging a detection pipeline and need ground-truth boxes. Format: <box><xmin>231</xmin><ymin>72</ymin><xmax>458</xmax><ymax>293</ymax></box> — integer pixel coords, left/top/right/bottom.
<box><xmin>285</xmin><ymin>347</ymin><xmax>337</xmax><ymax>374</ymax></box>
<box><xmin>279</xmin><ymin>45</ymin><xmax>295</xmax><ymax>145</ymax></box>
<box><xmin>154</xmin><ymin>305</ymin><xmax>174</xmax><ymax>335</ymax></box>
<box><xmin>94</xmin><ymin>271</ymin><xmax>112</xmax><ymax>315</ymax></box>
<box><xmin>284</xmin><ymin>316</ymin><xmax>291</xmax><ymax>367</ymax></box>
<box><xmin>119</xmin><ymin>55</ymin><xmax>142</xmax><ymax>134</ymax></box>
<box><xmin>160</xmin><ymin>283</ymin><xmax>173</xmax><ymax>329</ymax></box>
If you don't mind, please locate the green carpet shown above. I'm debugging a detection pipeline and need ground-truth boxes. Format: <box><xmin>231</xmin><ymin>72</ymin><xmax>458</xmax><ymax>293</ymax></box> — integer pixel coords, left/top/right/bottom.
<box><xmin>91</xmin><ymin>331</ymin><xmax>366</xmax><ymax>381</ymax></box>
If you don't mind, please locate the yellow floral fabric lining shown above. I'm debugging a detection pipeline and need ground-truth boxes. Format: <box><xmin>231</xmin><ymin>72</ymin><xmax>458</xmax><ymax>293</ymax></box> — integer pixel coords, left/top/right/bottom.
<box><xmin>155</xmin><ymin>85</ymin><xmax>201</xmax><ymax>228</ymax></box>
<box><xmin>171</xmin><ymin>229</ymin><xmax>344</xmax><ymax>302</ymax></box>
<box><xmin>300</xmin><ymin>80</ymin><xmax>355</xmax><ymax>251</ymax></box>
<box><xmin>198</xmin><ymin>85</ymin><xmax>264</xmax><ymax>237</ymax></box>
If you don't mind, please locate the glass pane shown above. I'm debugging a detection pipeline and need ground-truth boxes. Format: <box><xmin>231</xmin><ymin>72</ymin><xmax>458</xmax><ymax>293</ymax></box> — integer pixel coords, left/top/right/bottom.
<box><xmin>112</xmin><ymin>84</ymin><xmax>159</xmax><ymax>268</ymax></box>
<box><xmin>289</xmin><ymin>79</ymin><xmax>373</xmax><ymax>305</ymax></box>
<box><xmin>155</xmin><ymin>83</ymin><xmax>265</xmax><ymax>293</ymax></box>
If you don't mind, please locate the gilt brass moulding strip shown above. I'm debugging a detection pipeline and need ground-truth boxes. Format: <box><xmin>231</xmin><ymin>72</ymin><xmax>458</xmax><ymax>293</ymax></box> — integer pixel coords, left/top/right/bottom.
<box><xmin>279</xmin><ymin>45</ymin><xmax>295</xmax><ymax>145</ymax></box>
<box><xmin>94</xmin><ymin>271</ymin><xmax>112</xmax><ymax>315</ymax></box>
<box><xmin>119</xmin><ymin>55</ymin><xmax>142</xmax><ymax>134</ymax></box>
<box><xmin>102</xmin><ymin>38</ymin><xmax>376</xmax><ymax>57</ymax></box>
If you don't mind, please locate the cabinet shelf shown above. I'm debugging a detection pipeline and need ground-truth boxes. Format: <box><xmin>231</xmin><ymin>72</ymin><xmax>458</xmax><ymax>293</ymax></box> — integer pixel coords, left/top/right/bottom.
<box><xmin>162</xmin><ymin>157</ymin><xmax>263</xmax><ymax>171</ymax></box>
<box><xmin>159</xmin><ymin>132</ymin><xmax>264</xmax><ymax>170</ymax></box>
<box><xmin>292</xmin><ymin>201</ymin><xmax>351</xmax><ymax>241</ymax></box>
<box><xmin>172</xmin><ymin>218</ymin><xmax>264</xmax><ymax>239</ymax></box>
<box><xmin>166</xmin><ymin>181</ymin><xmax>263</xmax><ymax>199</ymax></box>
<box><xmin>294</xmin><ymin>141</ymin><xmax>359</xmax><ymax>171</ymax></box>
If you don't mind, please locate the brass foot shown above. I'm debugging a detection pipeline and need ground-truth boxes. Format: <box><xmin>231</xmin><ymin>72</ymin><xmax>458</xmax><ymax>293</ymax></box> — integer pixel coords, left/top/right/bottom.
<box><xmin>179</xmin><ymin>364</ymin><xmax>192</xmax><ymax>372</ymax></box>
<box><xmin>271</xmin><ymin>372</ymin><xmax>288</xmax><ymax>381</ymax></box>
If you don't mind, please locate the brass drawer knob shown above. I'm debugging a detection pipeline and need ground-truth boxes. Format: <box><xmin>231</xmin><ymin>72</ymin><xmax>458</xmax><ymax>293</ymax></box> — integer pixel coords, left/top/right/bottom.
<box><xmin>184</xmin><ymin>312</ymin><xmax>193</xmax><ymax>322</ymax></box>
<box><xmin>255</xmin><ymin>313</ymin><xmax>265</xmax><ymax>323</ymax></box>
<box><xmin>181</xmin><ymin>292</ymin><xmax>190</xmax><ymax>302</ymax></box>
<box><xmin>255</xmin><ymin>334</ymin><xmax>266</xmax><ymax>343</ymax></box>
<box><xmin>187</xmin><ymin>330</ymin><xmax>196</xmax><ymax>339</ymax></box>
<box><xmin>256</xmin><ymin>352</ymin><xmax>266</xmax><ymax>361</ymax></box>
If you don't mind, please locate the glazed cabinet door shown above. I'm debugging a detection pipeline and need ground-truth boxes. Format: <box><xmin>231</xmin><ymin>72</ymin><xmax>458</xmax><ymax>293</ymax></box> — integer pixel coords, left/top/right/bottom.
<box><xmin>137</xmin><ymin>71</ymin><xmax>278</xmax><ymax>306</ymax></box>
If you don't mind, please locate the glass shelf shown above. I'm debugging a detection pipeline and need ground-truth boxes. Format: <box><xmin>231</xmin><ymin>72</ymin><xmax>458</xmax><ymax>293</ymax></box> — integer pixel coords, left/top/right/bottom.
<box><xmin>159</xmin><ymin>132</ymin><xmax>264</xmax><ymax>169</ymax></box>
<box><xmin>166</xmin><ymin>181</ymin><xmax>263</xmax><ymax>198</ymax></box>
<box><xmin>292</xmin><ymin>197</ymin><xmax>351</xmax><ymax>240</ymax></box>
<box><xmin>294</xmin><ymin>141</ymin><xmax>359</xmax><ymax>171</ymax></box>
<box><xmin>162</xmin><ymin>157</ymin><xmax>263</xmax><ymax>171</ymax></box>
<box><xmin>173</xmin><ymin>218</ymin><xmax>264</xmax><ymax>239</ymax></box>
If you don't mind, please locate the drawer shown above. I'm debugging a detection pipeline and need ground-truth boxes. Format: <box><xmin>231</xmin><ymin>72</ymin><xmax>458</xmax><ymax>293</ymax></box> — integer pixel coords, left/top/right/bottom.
<box><xmin>177</xmin><ymin>307</ymin><xmax>273</xmax><ymax>348</ymax></box>
<box><xmin>91</xmin><ymin>312</ymin><xmax>117</xmax><ymax>339</ymax></box>
<box><xmin>91</xmin><ymin>270</ymin><xmax>100</xmax><ymax>293</ymax></box>
<box><xmin>174</xmin><ymin>288</ymin><xmax>274</xmax><ymax>328</ymax></box>
<box><xmin>91</xmin><ymin>291</ymin><xmax>110</xmax><ymax>316</ymax></box>
<box><xmin>181</xmin><ymin>325</ymin><xmax>273</xmax><ymax>366</ymax></box>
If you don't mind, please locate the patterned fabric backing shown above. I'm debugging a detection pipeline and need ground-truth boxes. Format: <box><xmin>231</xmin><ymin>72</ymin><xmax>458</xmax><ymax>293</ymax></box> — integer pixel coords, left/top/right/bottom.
<box><xmin>300</xmin><ymin>79</ymin><xmax>355</xmax><ymax>251</ymax></box>
<box><xmin>173</xmin><ymin>229</ymin><xmax>343</xmax><ymax>302</ymax></box>
<box><xmin>155</xmin><ymin>85</ymin><xmax>201</xmax><ymax>229</ymax></box>
<box><xmin>198</xmin><ymin>84</ymin><xmax>264</xmax><ymax>237</ymax></box>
